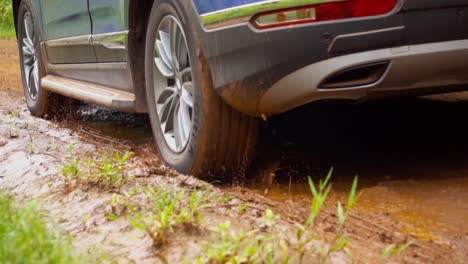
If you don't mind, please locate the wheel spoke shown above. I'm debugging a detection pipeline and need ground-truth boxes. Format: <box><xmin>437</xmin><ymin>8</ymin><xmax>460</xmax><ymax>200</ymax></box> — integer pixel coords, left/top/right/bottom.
<box><xmin>23</xmin><ymin>38</ymin><xmax>34</xmax><ymax>55</ymax></box>
<box><xmin>154</xmin><ymin>58</ymin><xmax>174</xmax><ymax>78</ymax></box>
<box><xmin>179</xmin><ymin>99</ymin><xmax>191</xmax><ymax>139</ymax></box>
<box><xmin>175</xmin><ymin>33</ymin><xmax>182</xmax><ymax>67</ymax></box>
<box><xmin>27</xmin><ymin>64</ymin><xmax>34</xmax><ymax>94</ymax></box>
<box><xmin>181</xmin><ymin>82</ymin><xmax>193</xmax><ymax>108</ymax></box>
<box><xmin>157</xmin><ymin>30</ymin><xmax>173</xmax><ymax>69</ymax></box>
<box><xmin>24</xmin><ymin>14</ymin><xmax>34</xmax><ymax>46</ymax></box>
<box><xmin>22</xmin><ymin>42</ymin><xmax>33</xmax><ymax>57</ymax></box>
<box><xmin>158</xmin><ymin>93</ymin><xmax>175</xmax><ymax>124</ymax></box>
<box><xmin>170</xmin><ymin>20</ymin><xmax>180</xmax><ymax>71</ymax></box>
<box><xmin>157</xmin><ymin>87</ymin><xmax>179</xmax><ymax>135</ymax></box>
<box><xmin>163</xmin><ymin>95</ymin><xmax>179</xmax><ymax>134</ymax></box>
<box><xmin>173</xmin><ymin>103</ymin><xmax>183</xmax><ymax>149</ymax></box>
<box><xmin>23</xmin><ymin>55</ymin><xmax>34</xmax><ymax>67</ymax></box>
<box><xmin>156</xmin><ymin>40</ymin><xmax>172</xmax><ymax>71</ymax></box>
<box><xmin>180</xmin><ymin>67</ymin><xmax>192</xmax><ymax>80</ymax></box>
<box><xmin>32</xmin><ymin>60</ymin><xmax>40</xmax><ymax>96</ymax></box>
<box><xmin>157</xmin><ymin>86</ymin><xmax>176</xmax><ymax>104</ymax></box>
<box><xmin>24</xmin><ymin>64</ymin><xmax>31</xmax><ymax>93</ymax></box>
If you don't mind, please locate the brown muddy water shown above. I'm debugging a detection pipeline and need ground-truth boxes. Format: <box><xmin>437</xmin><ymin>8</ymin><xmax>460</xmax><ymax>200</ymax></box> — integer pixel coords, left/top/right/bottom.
<box><xmin>72</xmin><ymin>97</ymin><xmax>468</xmax><ymax>262</ymax></box>
<box><xmin>245</xmin><ymin>97</ymin><xmax>468</xmax><ymax>262</ymax></box>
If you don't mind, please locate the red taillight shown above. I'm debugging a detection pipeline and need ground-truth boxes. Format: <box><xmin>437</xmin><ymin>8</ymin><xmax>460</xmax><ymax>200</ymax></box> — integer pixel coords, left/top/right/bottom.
<box><xmin>252</xmin><ymin>0</ymin><xmax>398</xmax><ymax>29</ymax></box>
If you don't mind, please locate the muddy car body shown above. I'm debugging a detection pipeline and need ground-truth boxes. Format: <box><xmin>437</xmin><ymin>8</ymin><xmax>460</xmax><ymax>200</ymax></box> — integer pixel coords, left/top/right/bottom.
<box><xmin>12</xmin><ymin>0</ymin><xmax>468</xmax><ymax>178</ymax></box>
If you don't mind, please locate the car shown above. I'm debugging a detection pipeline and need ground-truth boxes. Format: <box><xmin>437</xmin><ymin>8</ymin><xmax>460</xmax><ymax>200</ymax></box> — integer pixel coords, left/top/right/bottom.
<box><xmin>12</xmin><ymin>0</ymin><xmax>468</xmax><ymax>179</ymax></box>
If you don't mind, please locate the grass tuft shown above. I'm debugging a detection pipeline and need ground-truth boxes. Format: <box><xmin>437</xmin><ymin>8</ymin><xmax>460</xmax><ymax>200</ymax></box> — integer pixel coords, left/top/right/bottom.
<box><xmin>128</xmin><ymin>188</ymin><xmax>210</xmax><ymax>247</ymax></box>
<box><xmin>196</xmin><ymin>169</ymin><xmax>412</xmax><ymax>263</ymax></box>
<box><xmin>0</xmin><ymin>192</ymin><xmax>82</xmax><ymax>264</ymax></box>
<box><xmin>0</xmin><ymin>0</ymin><xmax>15</xmax><ymax>39</ymax></box>
<box><xmin>62</xmin><ymin>146</ymin><xmax>134</xmax><ymax>191</ymax></box>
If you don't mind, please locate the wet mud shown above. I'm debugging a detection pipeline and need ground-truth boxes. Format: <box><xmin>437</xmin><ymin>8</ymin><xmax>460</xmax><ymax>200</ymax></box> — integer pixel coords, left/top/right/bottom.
<box><xmin>1</xmin><ymin>39</ymin><xmax>468</xmax><ymax>263</ymax></box>
<box><xmin>242</xmin><ymin>97</ymin><xmax>468</xmax><ymax>263</ymax></box>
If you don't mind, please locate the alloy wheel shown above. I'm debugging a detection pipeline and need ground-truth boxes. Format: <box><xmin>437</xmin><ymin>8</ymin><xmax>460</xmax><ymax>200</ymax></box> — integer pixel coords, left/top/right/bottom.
<box><xmin>21</xmin><ymin>12</ymin><xmax>39</xmax><ymax>101</ymax></box>
<box><xmin>153</xmin><ymin>15</ymin><xmax>194</xmax><ymax>153</ymax></box>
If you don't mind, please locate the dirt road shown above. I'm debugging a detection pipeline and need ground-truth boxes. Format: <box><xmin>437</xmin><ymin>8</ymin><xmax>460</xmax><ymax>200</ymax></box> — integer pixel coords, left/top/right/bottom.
<box><xmin>1</xmin><ymin>39</ymin><xmax>467</xmax><ymax>263</ymax></box>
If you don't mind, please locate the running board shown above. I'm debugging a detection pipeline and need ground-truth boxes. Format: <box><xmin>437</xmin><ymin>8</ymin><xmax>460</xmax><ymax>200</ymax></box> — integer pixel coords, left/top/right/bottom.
<box><xmin>41</xmin><ymin>75</ymin><xmax>135</xmax><ymax>111</ymax></box>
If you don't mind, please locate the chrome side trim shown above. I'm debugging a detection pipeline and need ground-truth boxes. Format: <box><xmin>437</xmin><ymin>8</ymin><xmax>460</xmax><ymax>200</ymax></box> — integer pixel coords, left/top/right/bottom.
<box><xmin>199</xmin><ymin>0</ymin><xmax>343</xmax><ymax>30</ymax></box>
<box><xmin>45</xmin><ymin>62</ymin><xmax>133</xmax><ymax>92</ymax></box>
<box><xmin>44</xmin><ymin>35</ymin><xmax>96</xmax><ymax>64</ymax></box>
<box><xmin>45</xmin><ymin>31</ymin><xmax>128</xmax><ymax>49</ymax></box>
<box><xmin>44</xmin><ymin>31</ymin><xmax>129</xmax><ymax>63</ymax></box>
<box><xmin>46</xmin><ymin>34</ymin><xmax>91</xmax><ymax>47</ymax></box>
<box><xmin>92</xmin><ymin>31</ymin><xmax>128</xmax><ymax>50</ymax></box>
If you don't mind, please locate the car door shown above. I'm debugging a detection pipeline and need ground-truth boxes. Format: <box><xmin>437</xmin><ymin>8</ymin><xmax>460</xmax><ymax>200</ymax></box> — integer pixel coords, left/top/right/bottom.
<box><xmin>89</xmin><ymin>0</ymin><xmax>129</xmax><ymax>62</ymax></box>
<box><xmin>41</xmin><ymin>0</ymin><xmax>95</xmax><ymax>64</ymax></box>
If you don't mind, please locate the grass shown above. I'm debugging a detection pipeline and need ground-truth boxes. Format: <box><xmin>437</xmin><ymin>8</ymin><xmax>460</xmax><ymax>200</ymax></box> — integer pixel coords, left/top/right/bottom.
<box><xmin>196</xmin><ymin>213</ymin><xmax>286</xmax><ymax>263</ymax></box>
<box><xmin>194</xmin><ymin>173</ymin><xmax>335</xmax><ymax>263</ymax></box>
<box><xmin>195</xmin><ymin>169</ymin><xmax>411</xmax><ymax>263</ymax></box>
<box><xmin>59</xmin><ymin>144</ymin><xmax>411</xmax><ymax>263</ymax></box>
<box><xmin>104</xmin><ymin>166</ymin><xmax>411</xmax><ymax>263</ymax></box>
<box><xmin>0</xmin><ymin>27</ymin><xmax>15</xmax><ymax>38</ymax></box>
<box><xmin>105</xmin><ymin>168</ymin><xmax>412</xmax><ymax>263</ymax></box>
<box><xmin>62</xmin><ymin>144</ymin><xmax>134</xmax><ymax>191</ymax></box>
<box><xmin>7</xmin><ymin>110</ymin><xmax>20</xmax><ymax>138</ymax></box>
<box><xmin>0</xmin><ymin>192</ymin><xmax>82</xmax><ymax>264</ymax></box>
<box><xmin>128</xmin><ymin>188</ymin><xmax>210</xmax><ymax>247</ymax></box>
<box><xmin>381</xmin><ymin>242</ymin><xmax>413</xmax><ymax>260</ymax></box>
<box><xmin>0</xmin><ymin>0</ymin><xmax>15</xmax><ymax>39</ymax></box>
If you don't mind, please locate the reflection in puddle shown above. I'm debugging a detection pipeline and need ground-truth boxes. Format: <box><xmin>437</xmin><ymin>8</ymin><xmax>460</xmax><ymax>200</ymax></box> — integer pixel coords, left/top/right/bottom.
<box><xmin>245</xmin><ymin>96</ymin><xmax>468</xmax><ymax>243</ymax></box>
<box><xmin>73</xmin><ymin>104</ymin><xmax>153</xmax><ymax>145</ymax></box>
<box><xmin>359</xmin><ymin>178</ymin><xmax>468</xmax><ymax>240</ymax></box>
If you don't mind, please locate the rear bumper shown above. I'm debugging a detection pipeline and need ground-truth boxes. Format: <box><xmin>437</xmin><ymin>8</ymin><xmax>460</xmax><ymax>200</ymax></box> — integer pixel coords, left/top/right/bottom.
<box><xmin>260</xmin><ymin>39</ymin><xmax>468</xmax><ymax>114</ymax></box>
<box><xmin>195</xmin><ymin>2</ymin><xmax>468</xmax><ymax>116</ymax></box>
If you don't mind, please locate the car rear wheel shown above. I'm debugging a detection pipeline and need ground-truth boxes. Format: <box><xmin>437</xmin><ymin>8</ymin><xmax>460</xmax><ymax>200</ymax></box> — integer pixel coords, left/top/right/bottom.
<box><xmin>145</xmin><ymin>1</ymin><xmax>259</xmax><ymax>180</ymax></box>
<box><xmin>17</xmin><ymin>0</ymin><xmax>77</xmax><ymax>118</ymax></box>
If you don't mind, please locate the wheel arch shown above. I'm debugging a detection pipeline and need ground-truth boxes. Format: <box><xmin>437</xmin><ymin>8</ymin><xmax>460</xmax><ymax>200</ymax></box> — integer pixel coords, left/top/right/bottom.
<box><xmin>12</xmin><ymin>0</ymin><xmax>21</xmax><ymax>37</ymax></box>
<box><xmin>127</xmin><ymin>0</ymin><xmax>154</xmax><ymax>113</ymax></box>
<box><xmin>13</xmin><ymin>0</ymin><xmax>44</xmax><ymax>39</ymax></box>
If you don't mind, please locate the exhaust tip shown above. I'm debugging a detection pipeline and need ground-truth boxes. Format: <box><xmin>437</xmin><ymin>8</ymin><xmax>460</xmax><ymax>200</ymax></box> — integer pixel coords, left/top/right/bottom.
<box><xmin>320</xmin><ymin>61</ymin><xmax>389</xmax><ymax>89</ymax></box>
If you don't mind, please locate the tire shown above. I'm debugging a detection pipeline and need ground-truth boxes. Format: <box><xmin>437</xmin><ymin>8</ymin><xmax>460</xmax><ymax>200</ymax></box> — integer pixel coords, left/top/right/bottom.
<box><xmin>145</xmin><ymin>1</ymin><xmax>259</xmax><ymax>180</ymax></box>
<box><xmin>17</xmin><ymin>0</ymin><xmax>78</xmax><ymax>119</ymax></box>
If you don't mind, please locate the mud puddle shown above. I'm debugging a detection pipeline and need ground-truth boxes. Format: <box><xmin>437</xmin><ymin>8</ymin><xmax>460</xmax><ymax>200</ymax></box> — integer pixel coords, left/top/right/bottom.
<box><xmin>239</xmin><ymin>98</ymin><xmax>468</xmax><ymax>262</ymax></box>
<box><xmin>68</xmin><ymin>104</ymin><xmax>153</xmax><ymax>145</ymax></box>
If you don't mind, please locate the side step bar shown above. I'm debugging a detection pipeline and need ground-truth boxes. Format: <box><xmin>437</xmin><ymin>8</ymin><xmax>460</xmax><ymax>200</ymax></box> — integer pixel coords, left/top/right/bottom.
<box><xmin>41</xmin><ymin>75</ymin><xmax>135</xmax><ymax>112</ymax></box>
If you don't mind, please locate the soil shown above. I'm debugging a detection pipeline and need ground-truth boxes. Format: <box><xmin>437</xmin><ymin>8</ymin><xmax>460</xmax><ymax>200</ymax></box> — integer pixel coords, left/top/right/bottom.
<box><xmin>1</xmin><ymin>38</ymin><xmax>467</xmax><ymax>263</ymax></box>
